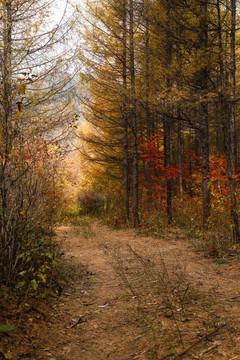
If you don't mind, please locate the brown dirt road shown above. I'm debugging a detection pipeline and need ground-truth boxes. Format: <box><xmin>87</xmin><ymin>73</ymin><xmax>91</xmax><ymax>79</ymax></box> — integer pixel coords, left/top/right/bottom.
<box><xmin>38</xmin><ymin>222</ymin><xmax>240</xmax><ymax>360</ymax></box>
<box><xmin>1</xmin><ymin>222</ymin><xmax>240</xmax><ymax>360</ymax></box>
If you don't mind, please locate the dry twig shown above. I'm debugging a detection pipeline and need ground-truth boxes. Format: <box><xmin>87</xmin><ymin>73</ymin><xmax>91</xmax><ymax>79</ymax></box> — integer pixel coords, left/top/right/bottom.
<box><xmin>172</xmin><ymin>324</ymin><xmax>226</xmax><ymax>359</ymax></box>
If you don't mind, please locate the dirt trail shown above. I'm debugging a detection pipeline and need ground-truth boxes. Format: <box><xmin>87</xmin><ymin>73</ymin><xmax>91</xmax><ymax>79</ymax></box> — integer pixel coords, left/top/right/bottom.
<box><xmin>39</xmin><ymin>222</ymin><xmax>240</xmax><ymax>360</ymax></box>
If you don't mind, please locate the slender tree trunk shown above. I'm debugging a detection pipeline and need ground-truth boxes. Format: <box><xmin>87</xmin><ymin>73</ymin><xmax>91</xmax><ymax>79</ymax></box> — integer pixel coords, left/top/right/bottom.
<box><xmin>145</xmin><ymin>9</ymin><xmax>153</xmax><ymax>205</ymax></box>
<box><xmin>129</xmin><ymin>0</ymin><xmax>139</xmax><ymax>226</ymax></box>
<box><xmin>176</xmin><ymin>24</ymin><xmax>184</xmax><ymax>202</ymax></box>
<box><xmin>164</xmin><ymin>118</ymin><xmax>172</xmax><ymax>223</ymax></box>
<box><xmin>122</xmin><ymin>0</ymin><xmax>130</xmax><ymax>222</ymax></box>
<box><xmin>1</xmin><ymin>0</ymin><xmax>13</xmax><ymax>283</ymax></box>
<box><xmin>177</xmin><ymin>111</ymin><xmax>184</xmax><ymax>202</ymax></box>
<box><xmin>199</xmin><ymin>0</ymin><xmax>210</xmax><ymax>231</ymax></box>
<box><xmin>187</xmin><ymin>129</ymin><xmax>193</xmax><ymax>197</ymax></box>
<box><xmin>230</xmin><ymin>0</ymin><xmax>237</xmax><ymax>171</ymax></box>
<box><xmin>201</xmin><ymin>115</ymin><xmax>210</xmax><ymax>231</ymax></box>
<box><xmin>164</xmin><ymin>4</ymin><xmax>172</xmax><ymax>224</ymax></box>
<box><xmin>172</xmin><ymin>122</ymin><xmax>177</xmax><ymax>197</ymax></box>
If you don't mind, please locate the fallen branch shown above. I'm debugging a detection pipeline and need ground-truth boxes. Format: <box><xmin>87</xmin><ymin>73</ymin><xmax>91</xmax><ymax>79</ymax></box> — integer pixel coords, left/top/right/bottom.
<box><xmin>171</xmin><ymin>324</ymin><xmax>226</xmax><ymax>360</ymax></box>
<box><xmin>69</xmin><ymin>317</ymin><xmax>83</xmax><ymax>328</ymax></box>
<box><xmin>198</xmin><ymin>341</ymin><xmax>219</xmax><ymax>358</ymax></box>
<box><xmin>231</xmin><ymin>295</ymin><xmax>240</xmax><ymax>299</ymax></box>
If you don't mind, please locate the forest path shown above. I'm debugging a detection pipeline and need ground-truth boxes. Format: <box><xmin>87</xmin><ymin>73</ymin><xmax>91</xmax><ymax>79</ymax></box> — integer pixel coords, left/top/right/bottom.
<box><xmin>41</xmin><ymin>222</ymin><xmax>240</xmax><ymax>360</ymax></box>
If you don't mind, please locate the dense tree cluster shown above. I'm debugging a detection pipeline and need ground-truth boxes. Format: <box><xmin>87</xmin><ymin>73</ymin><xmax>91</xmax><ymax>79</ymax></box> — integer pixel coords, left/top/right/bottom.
<box><xmin>78</xmin><ymin>0</ymin><xmax>240</xmax><ymax>241</ymax></box>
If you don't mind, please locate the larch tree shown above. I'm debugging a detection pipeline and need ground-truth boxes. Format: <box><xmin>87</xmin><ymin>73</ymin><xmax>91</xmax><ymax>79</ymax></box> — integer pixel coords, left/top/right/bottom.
<box><xmin>76</xmin><ymin>0</ymin><xmax>240</xmax><ymax>242</ymax></box>
<box><xmin>78</xmin><ymin>0</ymin><xmax>143</xmax><ymax>225</ymax></box>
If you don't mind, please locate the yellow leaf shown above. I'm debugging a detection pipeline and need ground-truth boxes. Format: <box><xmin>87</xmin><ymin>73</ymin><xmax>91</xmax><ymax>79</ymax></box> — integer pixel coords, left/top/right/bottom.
<box><xmin>20</xmin><ymin>84</ymin><xmax>26</xmax><ymax>95</ymax></box>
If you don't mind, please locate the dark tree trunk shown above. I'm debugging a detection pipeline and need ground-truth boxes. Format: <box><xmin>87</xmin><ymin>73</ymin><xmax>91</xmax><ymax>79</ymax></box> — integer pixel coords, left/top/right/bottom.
<box><xmin>164</xmin><ymin>118</ymin><xmax>172</xmax><ymax>223</ymax></box>
<box><xmin>129</xmin><ymin>0</ymin><xmax>139</xmax><ymax>226</ymax></box>
<box><xmin>177</xmin><ymin>111</ymin><xmax>184</xmax><ymax>202</ymax></box>
<box><xmin>176</xmin><ymin>24</ymin><xmax>184</xmax><ymax>202</ymax></box>
<box><xmin>145</xmin><ymin>12</ymin><xmax>153</xmax><ymax>205</ymax></box>
<box><xmin>164</xmin><ymin>4</ymin><xmax>172</xmax><ymax>224</ymax></box>
<box><xmin>122</xmin><ymin>0</ymin><xmax>130</xmax><ymax>222</ymax></box>
<box><xmin>199</xmin><ymin>0</ymin><xmax>210</xmax><ymax>231</ymax></box>
<box><xmin>201</xmin><ymin>115</ymin><xmax>210</xmax><ymax>231</ymax></box>
<box><xmin>230</xmin><ymin>0</ymin><xmax>237</xmax><ymax>171</ymax></box>
<box><xmin>1</xmin><ymin>0</ymin><xmax>13</xmax><ymax>283</ymax></box>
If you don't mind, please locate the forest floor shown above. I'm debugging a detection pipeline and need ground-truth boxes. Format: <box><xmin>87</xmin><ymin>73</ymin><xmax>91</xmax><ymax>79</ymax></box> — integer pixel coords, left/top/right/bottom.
<box><xmin>1</xmin><ymin>221</ymin><xmax>240</xmax><ymax>360</ymax></box>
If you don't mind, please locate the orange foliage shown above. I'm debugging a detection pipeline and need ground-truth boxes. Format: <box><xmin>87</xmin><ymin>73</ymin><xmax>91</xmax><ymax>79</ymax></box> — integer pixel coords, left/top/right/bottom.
<box><xmin>139</xmin><ymin>132</ymin><xmax>240</xmax><ymax>218</ymax></box>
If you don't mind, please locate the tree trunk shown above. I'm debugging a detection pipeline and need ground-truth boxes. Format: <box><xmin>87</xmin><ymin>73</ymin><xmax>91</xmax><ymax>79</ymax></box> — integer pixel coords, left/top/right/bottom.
<box><xmin>230</xmin><ymin>0</ymin><xmax>237</xmax><ymax>171</ymax></box>
<box><xmin>199</xmin><ymin>0</ymin><xmax>210</xmax><ymax>231</ymax></box>
<box><xmin>164</xmin><ymin>4</ymin><xmax>172</xmax><ymax>224</ymax></box>
<box><xmin>129</xmin><ymin>0</ymin><xmax>139</xmax><ymax>226</ymax></box>
<box><xmin>1</xmin><ymin>0</ymin><xmax>13</xmax><ymax>283</ymax></box>
<box><xmin>201</xmin><ymin>115</ymin><xmax>210</xmax><ymax>231</ymax></box>
<box><xmin>122</xmin><ymin>0</ymin><xmax>130</xmax><ymax>222</ymax></box>
<box><xmin>164</xmin><ymin>118</ymin><xmax>172</xmax><ymax>223</ymax></box>
<box><xmin>176</xmin><ymin>24</ymin><xmax>184</xmax><ymax>202</ymax></box>
<box><xmin>145</xmin><ymin>11</ymin><xmax>153</xmax><ymax>205</ymax></box>
<box><xmin>177</xmin><ymin>111</ymin><xmax>184</xmax><ymax>202</ymax></box>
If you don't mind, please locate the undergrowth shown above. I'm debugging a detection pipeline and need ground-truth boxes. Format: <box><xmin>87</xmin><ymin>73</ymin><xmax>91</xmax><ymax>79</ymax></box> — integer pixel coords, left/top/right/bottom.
<box><xmin>110</xmin><ymin>244</ymin><xmax>225</xmax><ymax>359</ymax></box>
<box><xmin>0</xmin><ymin>236</ymin><xmax>68</xmax><ymax>302</ymax></box>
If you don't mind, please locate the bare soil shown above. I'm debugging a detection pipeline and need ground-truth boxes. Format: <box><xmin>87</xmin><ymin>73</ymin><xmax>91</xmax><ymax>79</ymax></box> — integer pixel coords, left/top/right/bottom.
<box><xmin>1</xmin><ymin>222</ymin><xmax>240</xmax><ymax>359</ymax></box>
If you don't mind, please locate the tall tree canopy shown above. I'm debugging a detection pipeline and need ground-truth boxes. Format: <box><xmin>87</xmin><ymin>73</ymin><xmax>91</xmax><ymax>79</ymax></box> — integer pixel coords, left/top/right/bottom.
<box><xmin>77</xmin><ymin>0</ymin><xmax>240</xmax><ymax>242</ymax></box>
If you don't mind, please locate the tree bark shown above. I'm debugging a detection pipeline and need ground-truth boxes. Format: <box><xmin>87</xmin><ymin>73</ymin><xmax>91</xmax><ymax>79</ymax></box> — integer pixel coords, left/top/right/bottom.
<box><xmin>199</xmin><ymin>0</ymin><xmax>210</xmax><ymax>231</ymax></box>
<box><xmin>177</xmin><ymin>111</ymin><xmax>184</xmax><ymax>202</ymax></box>
<box><xmin>0</xmin><ymin>0</ymin><xmax>13</xmax><ymax>283</ymax></box>
<box><xmin>230</xmin><ymin>0</ymin><xmax>237</xmax><ymax>171</ymax></box>
<box><xmin>164</xmin><ymin>3</ymin><xmax>172</xmax><ymax>224</ymax></box>
<box><xmin>145</xmin><ymin>7</ymin><xmax>153</xmax><ymax>206</ymax></box>
<box><xmin>129</xmin><ymin>0</ymin><xmax>139</xmax><ymax>226</ymax></box>
<box><xmin>122</xmin><ymin>0</ymin><xmax>130</xmax><ymax>222</ymax></box>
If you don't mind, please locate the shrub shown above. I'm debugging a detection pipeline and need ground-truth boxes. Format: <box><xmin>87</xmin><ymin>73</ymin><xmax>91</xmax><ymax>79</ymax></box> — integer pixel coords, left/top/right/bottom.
<box><xmin>77</xmin><ymin>190</ymin><xmax>106</xmax><ymax>216</ymax></box>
